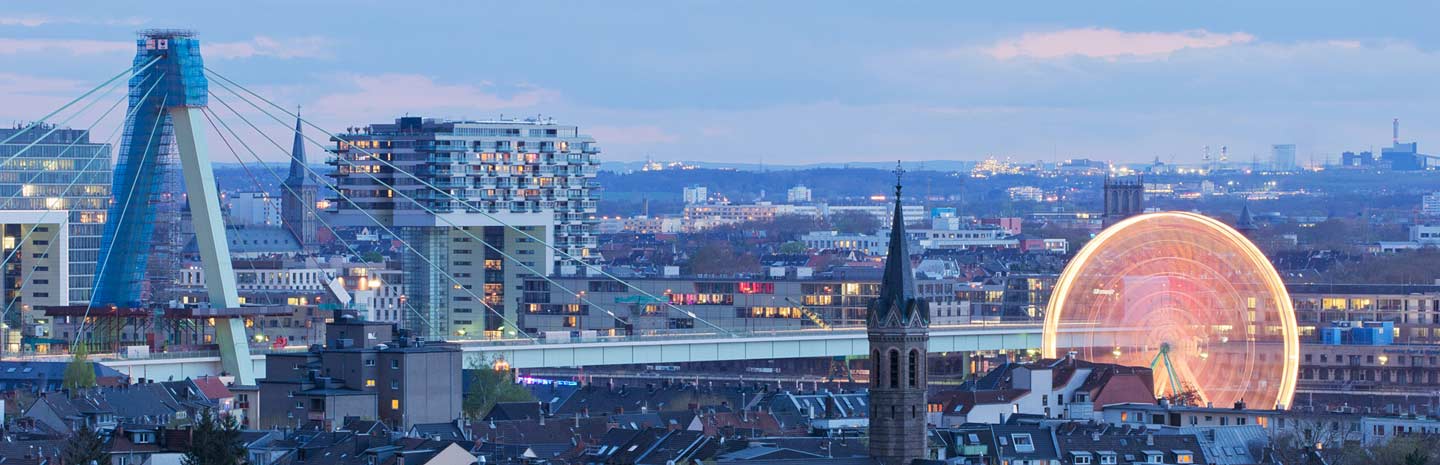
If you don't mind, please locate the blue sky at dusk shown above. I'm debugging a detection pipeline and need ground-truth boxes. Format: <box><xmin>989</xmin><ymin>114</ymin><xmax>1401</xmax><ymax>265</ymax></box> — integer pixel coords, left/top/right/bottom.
<box><xmin>2</xmin><ymin>1</ymin><xmax>1438</xmax><ymax>164</ymax></box>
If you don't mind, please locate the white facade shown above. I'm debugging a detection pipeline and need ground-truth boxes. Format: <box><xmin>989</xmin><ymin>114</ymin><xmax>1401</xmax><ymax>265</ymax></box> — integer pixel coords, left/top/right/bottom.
<box><xmin>683</xmin><ymin>185</ymin><xmax>708</xmax><ymax>205</ymax></box>
<box><xmin>823</xmin><ymin>204</ymin><xmax>926</xmax><ymax>226</ymax></box>
<box><xmin>786</xmin><ymin>185</ymin><xmax>812</xmax><ymax>203</ymax></box>
<box><xmin>228</xmin><ymin>192</ymin><xmax>282</xmax><ymax>226</ymax></box>
<box><xmin>1424</xmin><ymin>192</ymin><xmax>1440</xmax><ymax>217</ymax></box>
<box><xmin>1411</xmin><ymin>224</ymin><xmax>1440</xmax><ymax>245</ymax></box>
<box><xmin>800</xmin><ymin>230</ymin><xmax>886</xmax><ymax>254</ymax></box>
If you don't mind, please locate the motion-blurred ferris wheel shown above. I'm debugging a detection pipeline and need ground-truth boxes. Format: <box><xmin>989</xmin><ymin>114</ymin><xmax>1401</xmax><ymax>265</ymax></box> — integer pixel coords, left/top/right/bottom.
<box><xmin>1042</xmin><ymin>212</ymin><xmax>1299</xmax><ymax>409</ymax></box>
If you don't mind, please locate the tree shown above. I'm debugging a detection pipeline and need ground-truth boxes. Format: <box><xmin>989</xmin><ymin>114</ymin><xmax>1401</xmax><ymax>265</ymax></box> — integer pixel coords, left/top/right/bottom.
<box><xmin>689</xmin><ymin>241</ymin><xmax>760</xmax><ymax>275</ymax></box>
<box><xmin>462</xmin><ymin>357</ymin><xmax>536</xmax><ymax>419</ymax></box>
<box><xmin>62</xmin><ymin>343</ymin><xmax>96</xmax><ymax>391</ymax></box>
<box><xmin>1161</xmin><ymin>383</ymin><xmax>1201</xmax><ymax>407</ymax></box>
<box><xmin>777</xmin><ymin>241</ymin><xmax>808</xmax><ymax>254</ymax></box>
<box><xmin>62</xmin><ymin>422</ymin><xmax>107</xmax><ymax>465</ymax></box>
<box><xmin>183</xmin><ymin>409</ymin><xmax>246</xmax><ymax>465</ymax></box>
<box><xmin>829</xmin><ymin>210</ymin><xmax>881</xmax><ymax>235</ymax></box>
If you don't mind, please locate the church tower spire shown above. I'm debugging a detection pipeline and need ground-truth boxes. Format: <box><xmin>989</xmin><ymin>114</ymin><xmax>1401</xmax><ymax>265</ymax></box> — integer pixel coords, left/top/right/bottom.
<box><xmin>281</xmin><ymin>108</ymin><xmax>320</xmax><ymax>251</ymax></box>
<box><xmin>868</xmin><ymin>162</ymin><xmax>929</xmax><ymax>465</ymax></box>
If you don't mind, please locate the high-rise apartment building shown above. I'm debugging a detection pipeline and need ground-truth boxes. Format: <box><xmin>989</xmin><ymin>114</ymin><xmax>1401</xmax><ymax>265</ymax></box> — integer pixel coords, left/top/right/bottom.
<box><xmin>682</xmin><ymin>185</ymin><xmax>708</xmax><ymax>205</ymax></box>
<box><xmin>326</xmin><ymin>117</ymin><xmax>600</xmax><ymax>339</ymax></box>
<box><xmin>0</xmin><ymin>125</ymin><xmax>112</xmax><ymax>306</ymax></box>
<box><xmin>786</xmin><ymin>185</ymin><xmax>812</xmax><ymax>203</ymax></box>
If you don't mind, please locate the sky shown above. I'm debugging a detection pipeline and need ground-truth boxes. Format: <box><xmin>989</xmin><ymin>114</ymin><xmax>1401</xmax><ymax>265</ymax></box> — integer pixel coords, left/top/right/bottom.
<box><xmin>2</xmin><ymin>1</ymin><xmax>1439</xmax><ymax>165</ymax></box>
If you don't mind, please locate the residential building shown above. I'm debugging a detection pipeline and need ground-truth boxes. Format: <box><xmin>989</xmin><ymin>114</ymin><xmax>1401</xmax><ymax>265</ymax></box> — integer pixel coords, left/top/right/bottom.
<box><xmin>0</xmin><ymin>210</ymin><xmax>71</xmax><ymax>352</ymax></box>
<box><xmin>937</xmin><ymin>356</ymin><xmax>1156</xmax><ymax>426</ymax></box>
<box><xmin>786</xmin><ymin>185</ymin><xmax>812</xmax><ymax>203</ymax></box>
<box><xmin>227</xmin><ymin>191</ymin><xmax>282</xmax><ymax>226</ymax></box>
<box><xmin>1288</xmin><ymin>283</ymin><xmax>1440</xmax><ymax>394</ymax></box>
<box><xmin>1410</xmin><ymin>224</ymin><xmax>1440</xmax><ymax>245</ymax></box>
<box><xmin>1423</xmin><ymin>192</ymin><xmax>1440</xmax><ymax>217</ymax></box>
<box><xmin>169</xmin><ymin>258</ymin><xmax>407</xmax><ymax>347</ymax></box>
<box><xmin>326</xmin><ymin>116</ymin><xmax>600</xmax><ymax>339</ymax></box>
<box><xmin>799</xmin><ymin>231</ymin><xmax>887</xmax><ymax>255</ymax></box>
<box><xmin>683</xmin><ymin>185</ymin><xmax>709</xmax><ymax>205</ymax></box>
<box><xmin>0</xmin><ymin>125</ymin><xmax>111</xmax><ymax>306</ymax></box>
<box><xmin>255</xmin><ymin>319</ymin><xmax>463</xmax><ymax>430</ymax></box>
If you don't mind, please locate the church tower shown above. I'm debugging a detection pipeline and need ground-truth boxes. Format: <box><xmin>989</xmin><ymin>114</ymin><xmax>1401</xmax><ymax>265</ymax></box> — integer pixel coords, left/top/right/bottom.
<box><xmin>868</xmin><ymin>164</ymin><xmax>929</xmax><ymax>465</ymax></box>
<box><xmin>281</xmin><ymin>111</ymin><xmax>319</xmax><ymax>251</ymax></box>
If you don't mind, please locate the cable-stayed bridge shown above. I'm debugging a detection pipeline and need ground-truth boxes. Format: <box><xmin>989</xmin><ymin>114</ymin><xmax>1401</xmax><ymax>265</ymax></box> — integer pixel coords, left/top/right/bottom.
<box><xmin>0</xmin><ymin>31</ymin><xmax>1117</xmax><ymax>384</ymax></box>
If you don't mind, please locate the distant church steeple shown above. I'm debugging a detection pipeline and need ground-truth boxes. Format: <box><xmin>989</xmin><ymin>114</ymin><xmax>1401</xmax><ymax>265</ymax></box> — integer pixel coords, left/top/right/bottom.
<box><xmin>281</xmin><ymin>109</ymin><xmax>320</xmax><ymax>251</ymax></box>
<box><xmin>1236</xmin><ymin>204</ymin><xmax>1257</xmax><ymax>236</ymax></box>
<box><xmin>868</xmin><ymin>162</ymin><xmax>929</xmax><ymax>465</ymax></box>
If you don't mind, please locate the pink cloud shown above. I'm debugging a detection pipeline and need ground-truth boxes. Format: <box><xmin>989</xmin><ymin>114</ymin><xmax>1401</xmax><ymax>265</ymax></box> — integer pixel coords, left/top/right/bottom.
<box><xmin>986</xmin><ymin>28</ymin><xmax>1255</xmax><ymax>61</ymax></box>
<box><xmin>207</xmin><ymin>36</ymin><xmax>333</xmax><ymax>59</ymax></box>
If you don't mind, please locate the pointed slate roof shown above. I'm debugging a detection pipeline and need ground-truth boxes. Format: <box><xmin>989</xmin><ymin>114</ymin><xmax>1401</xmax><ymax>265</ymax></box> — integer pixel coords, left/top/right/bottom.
<box><xmin>1236</xmin><ymin>204</ymin><xmax>1256</xmax><ymax>232</ymax></box>
<box><xmin>868</xmin><ymin>164</ymin><xmax>929</xmax><ymax>328</ymax></box>
<box><xmin>285</xmin><ymin>110</ymin><xmax>312</xmax><ymax>187</ymax></box>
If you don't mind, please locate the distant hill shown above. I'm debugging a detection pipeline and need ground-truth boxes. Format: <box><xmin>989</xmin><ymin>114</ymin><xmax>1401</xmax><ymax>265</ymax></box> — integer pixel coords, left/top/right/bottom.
<box><xmin>600</xmin><ymin>159</ymin><xmax>976</xmax><ymax>173</ymax></box>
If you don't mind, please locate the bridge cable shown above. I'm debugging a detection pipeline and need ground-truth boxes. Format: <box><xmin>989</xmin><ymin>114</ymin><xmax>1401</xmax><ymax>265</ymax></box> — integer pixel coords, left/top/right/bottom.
<box><xmin>199</xmin><ymin>106</ymin><xmax>440</xmax><ymax>337</ymax></box>
<box><xmin>72</xmin><ymin>94</ymin><xmax>170</xmax><ymax>348</ymax></box>
<box><xmin>201</xmin><ymin>106</ymin><xmax>434</xmax><ymax>341</ymax></box>
<box><xmin>202</xmin><ymin>96</ymin><xmax>531</xmax><ymax>340</ymax></box>
<box><xmin>206</xmin><ymin>70</ymin><xmax>733</xmax><ymax>336</ymax></box>
<box><xmin>0</xmin><ymin>72</ymin><xmax>136</xmax><ymax>273</ymax></box>
<box><xmin>0</xmin><ymin>56</ymin><xmax>161</xmax><ymax>152</ymax></box>
<box><xmin>0</xmin><ymin>73</ymin><xmax>166</xmax><ymax>349</ymax></box>
<box><xmin>204</xmin><ymin>88</ymin><xmax>635</xmax><ymax>333</ymax></box>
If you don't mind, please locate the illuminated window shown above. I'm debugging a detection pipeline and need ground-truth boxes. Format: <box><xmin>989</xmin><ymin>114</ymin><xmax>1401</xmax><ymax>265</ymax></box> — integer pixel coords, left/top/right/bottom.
<box><xmin>365</xmin><ymin>379</ymin><xmax>375</xmax><ymax>387</ymax></box>
<box><xmin>391</xmin><ymin>399</ymin><xmax>400</xmax><ymax>410</ymax></box>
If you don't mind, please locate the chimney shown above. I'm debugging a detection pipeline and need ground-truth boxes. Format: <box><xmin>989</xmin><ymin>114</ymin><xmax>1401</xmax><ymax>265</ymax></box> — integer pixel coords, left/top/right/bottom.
<box><xmin>1145</xmin><ymin>433</ymin><xmax>1154</xmax><ymax>446</ymax></box>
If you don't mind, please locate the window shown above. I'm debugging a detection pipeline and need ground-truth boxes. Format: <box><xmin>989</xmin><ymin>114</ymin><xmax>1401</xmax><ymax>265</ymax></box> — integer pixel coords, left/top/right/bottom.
<box><xmin>1100</xmin><ymin>454</ymin><xmax>1117</xmax><ymax>465</ymax></box>
<box><xmin>391</xmin><ymin>399</ymin><xmax>400</xmax><ymax>410</ymax></box>
<box><xmin>365</xmin><ymin>379</ymin><xmax>376</xmax><ymax>387</ymax></box>
<box><xmin>391</xmin><ymin>380</ymin><xmax>399</xmax><ymax>389</ymax></box>
<box><xmin>1074</xmin><ymin>455</ymin><xmax>1091</xmax><ymax>465</ymax></box>
<box><xmin>889</xmin><ymin>349</ymin><xmax>900</xmax><ymax>388</ymax></box>
<box><xmin>364</xmin><ymin>359</ymin><xmax>376</xmax><ymax>367</ymax></box>
<box><xmin>871</xmin><ymin>350</ymin><xmax>880</xmax><ymax>387</ymax></box>
<box><xmin>391</xmin><ymin>360</ymin><xmax>399</xmax><ymax>369</ymax></box>
<box><xmin>1011</xmin><ymin>434</ymin><xmax>1035</xmax><ymax>453</ymax></box>
<box><xmin>908</xmin><ymin>349</ymin><xmax>919</xmax><ymax>387</ymax></box>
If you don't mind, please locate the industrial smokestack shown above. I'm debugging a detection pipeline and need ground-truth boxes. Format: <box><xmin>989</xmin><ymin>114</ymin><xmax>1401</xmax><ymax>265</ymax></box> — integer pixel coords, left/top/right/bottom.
<box><xmin>1393</xmin><ymin>118</ymin><xmax>1400</xmax><ymax>144</ymax></box>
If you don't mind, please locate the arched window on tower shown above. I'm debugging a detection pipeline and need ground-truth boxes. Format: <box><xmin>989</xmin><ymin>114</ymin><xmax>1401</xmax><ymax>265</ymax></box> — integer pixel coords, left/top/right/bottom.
<box><xmin>908</xmin><ymin>349</ymin><xmax>919</xmax><ymax>387</ymax></box>
<box><xmin>889</xmin><ymin>349</ymin><xmax>900</xmax><ymax>388</ymax></box>
<box><xmin>871</xmin><ymin>349</ymin><xmax>880</xmax><ymax>387</ymax></box>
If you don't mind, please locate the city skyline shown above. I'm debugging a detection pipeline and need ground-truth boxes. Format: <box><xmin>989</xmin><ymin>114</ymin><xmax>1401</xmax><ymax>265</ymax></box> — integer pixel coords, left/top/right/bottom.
<box><xmin>0</xmin><ymin>2</ymin><xmax>1436</xmax><ymax>165</ymax></box>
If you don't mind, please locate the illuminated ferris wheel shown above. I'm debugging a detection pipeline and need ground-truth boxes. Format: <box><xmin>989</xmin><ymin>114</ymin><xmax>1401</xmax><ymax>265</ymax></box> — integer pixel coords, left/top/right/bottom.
<box><xmin>1042</xmin><ymin>212</ymin><xmax>1299</xmax><ymax>409</ymax></box>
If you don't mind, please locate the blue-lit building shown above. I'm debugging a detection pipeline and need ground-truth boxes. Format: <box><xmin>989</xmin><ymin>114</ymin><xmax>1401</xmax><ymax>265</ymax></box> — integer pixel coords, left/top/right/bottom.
<box><xmin>1320</xmin><ymin>320</ymin><xmax>1395</xmax><ymax>346</ymax></box>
